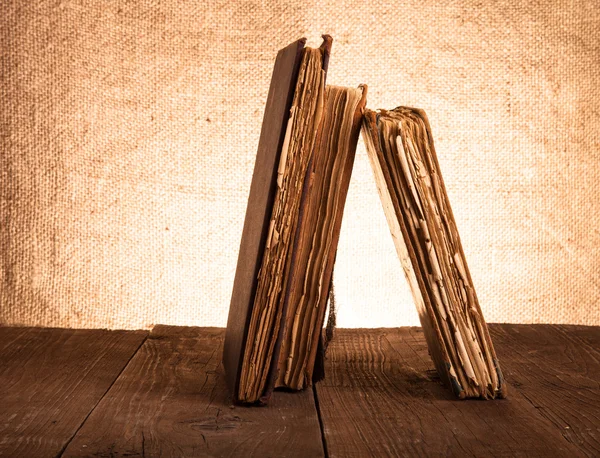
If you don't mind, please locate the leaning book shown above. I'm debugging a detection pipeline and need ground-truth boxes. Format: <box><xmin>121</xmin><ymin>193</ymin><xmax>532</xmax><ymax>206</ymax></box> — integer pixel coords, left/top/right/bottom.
<box><xmin>361</xmin><ymin>107</ymin><xmax>506</xmax><ymax>399</ymax></box>
<box><xmin>223</xmin><ymin>35</ymin><xmax>367</xmax><ymax>404</ymax></box>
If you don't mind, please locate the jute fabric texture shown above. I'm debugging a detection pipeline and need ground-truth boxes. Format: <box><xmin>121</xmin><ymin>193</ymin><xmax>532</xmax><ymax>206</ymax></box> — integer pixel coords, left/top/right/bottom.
<box><xmin>1</xmin><ymin>0</ymin><xmax>598</xmax><ymax>329</ymax></box>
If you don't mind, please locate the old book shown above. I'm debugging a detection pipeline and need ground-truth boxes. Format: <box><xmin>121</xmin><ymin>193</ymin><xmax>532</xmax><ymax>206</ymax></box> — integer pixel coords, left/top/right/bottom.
<box><xmin>222</xmin><ymin>37</ymin><xmax>308</xmax><ymax>405</ymax></box>
<box><xmin>223</xmin><ymin>35</ymin><xmax>367</xmax><ymax>404</ymax></box>
<box><xmin>274</xmin><ymin>84</ymin><xmax>367</xmax><ymax>391</ymax></box>
<box><xmin>361</xmin><ymin>107</ymin><xmax>507</xmax><ymax>399</ymax></box>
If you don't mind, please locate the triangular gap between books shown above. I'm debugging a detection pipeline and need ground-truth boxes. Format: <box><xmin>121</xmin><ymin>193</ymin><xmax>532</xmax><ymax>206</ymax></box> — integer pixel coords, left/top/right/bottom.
<box><xmin>323</xmin><ymin>137</ymin><xmax>418</xmax><ymax>333</ymax></box>
<box><xmin>223</xmin><ymin>35</ymin><xmax>507</xmax><ymax>404</ymax></box>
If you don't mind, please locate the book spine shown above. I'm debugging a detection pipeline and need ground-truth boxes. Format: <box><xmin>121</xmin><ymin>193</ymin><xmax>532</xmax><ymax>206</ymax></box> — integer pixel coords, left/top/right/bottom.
<box><xmin>223</xmin><ymin>37</ymin><xmax>306</xmax><ymax>404</ymax></box>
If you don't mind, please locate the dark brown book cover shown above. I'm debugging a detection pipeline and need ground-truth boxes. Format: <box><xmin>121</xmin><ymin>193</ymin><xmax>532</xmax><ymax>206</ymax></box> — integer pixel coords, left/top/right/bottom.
<box><xmin>222</xmin><ymin>38</ymin><xmax>306</xmax><ymax>399</ymax></box>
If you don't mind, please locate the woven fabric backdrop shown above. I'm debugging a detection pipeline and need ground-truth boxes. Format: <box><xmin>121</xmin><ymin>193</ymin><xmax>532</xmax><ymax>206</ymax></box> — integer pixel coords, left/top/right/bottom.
<box><xmin>1</xmin><ymin>0</ymin><xmax>599</xmax><ymax>329</ymax></box>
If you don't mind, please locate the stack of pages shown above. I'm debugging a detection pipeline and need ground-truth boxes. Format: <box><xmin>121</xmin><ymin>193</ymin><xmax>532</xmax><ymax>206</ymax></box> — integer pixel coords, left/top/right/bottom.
<box><xmin>224</xmin><ymin>36</ymin><xmax>506</xmax><ymax>404</ymax></box>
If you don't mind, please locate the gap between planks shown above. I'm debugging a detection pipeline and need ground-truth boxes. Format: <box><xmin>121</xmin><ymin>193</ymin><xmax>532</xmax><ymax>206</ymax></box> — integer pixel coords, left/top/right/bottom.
<box><xmin>0</xmin><ymin>327</ymin><xmax>149</xmax><ymax>458</ymax></box>
<box><xmin>60</xmin><ymin>326</ymin><xmax>325</xmax><ymax>457</ymax></box>
<box><xmin>56</xmin><ymin>333</ymin><xmax>149</xmax><ymax>458</ymax></box>
<box><xmin>6</xmin><ymin>324</ymin><xmax>593</xmax><ymax>458</ymax></box>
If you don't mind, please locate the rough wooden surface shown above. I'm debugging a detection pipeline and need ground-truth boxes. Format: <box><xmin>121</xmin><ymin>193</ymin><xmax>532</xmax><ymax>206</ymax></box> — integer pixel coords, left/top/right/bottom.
<box><xmin>315</xmin><ymin>327</ymin><xmax>589</xmax><ymax>457</ymax></box>
<box><xmin>491</xmin><ymin>324</ymin><xmax>600</xmax><ymax>457</ymax></box>
<box><xmin>62</xmin><ymin>326</ymin><xmax>324</xmax><ymax>458</ymax></box>
<box><xmin>0</xmin><ymin>327</ymin><xmax>147</xmax><ymax>458</ymax></box>
<box><xmin>0</xmin><ymin>324</ymin><xmax>598</xmax><ymax>457</ymax></box>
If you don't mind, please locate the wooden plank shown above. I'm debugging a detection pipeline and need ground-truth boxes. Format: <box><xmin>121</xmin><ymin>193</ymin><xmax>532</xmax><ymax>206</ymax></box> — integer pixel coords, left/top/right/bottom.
<box><xmin>491</xmin><ymin>324</ymin><xmax>600</xmax><ymax>457</ymax></box>
<box><xmin>316</xmin><ymin>327</ymin><xmax>586</xmax><ymax>457</ymax></box>
<box><xmin>63</xmin><ymin>326</ymin><xmax>324</xmax><ymax>458</ymax></box>
<box><xmin>0</xmin><ymin>327</ymin><xmax>147</xmax><ymax>458</ymax></box>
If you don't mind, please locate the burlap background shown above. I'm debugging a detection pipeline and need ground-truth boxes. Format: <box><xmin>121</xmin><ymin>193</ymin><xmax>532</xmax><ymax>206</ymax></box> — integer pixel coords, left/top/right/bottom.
<box><xmin>1</xmin><ymin>0</ymin><xmax>598</xmax><ymax>329</ymax></box>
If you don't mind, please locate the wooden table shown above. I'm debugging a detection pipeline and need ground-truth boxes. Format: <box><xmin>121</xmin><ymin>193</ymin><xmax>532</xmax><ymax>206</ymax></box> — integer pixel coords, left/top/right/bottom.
<box><xmin>1</xmin><ymin>324</ymin><xmax>598</xmax><ymax>457</ymax></box>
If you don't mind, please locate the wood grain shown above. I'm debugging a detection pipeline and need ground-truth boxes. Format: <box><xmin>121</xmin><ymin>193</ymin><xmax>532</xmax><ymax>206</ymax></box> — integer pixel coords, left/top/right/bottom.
<box><xmin>491</xmin><ymin>324</ymin><xmax>600</xmax><ymax>457</ymax></box>
<box><xmin>62</xmin><ymin>326</ymin><xmax>324</xmax><ymax>458</ymax></box>
<box><xmin>315</xmin><ymin>327</ymin><xmax>586</xmax><ymax>457</ymax></box>
<box><xmin>0</xmin><ymin>327</ymin><xmax>147</xmax><ymax>458</ymax></box>
<box><xmin>2</xmin><ymin>324</ymin><xmax>597</xmax><ymax>457</ymax></box>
